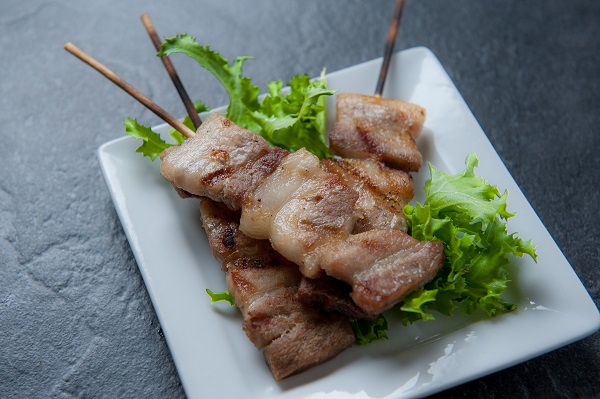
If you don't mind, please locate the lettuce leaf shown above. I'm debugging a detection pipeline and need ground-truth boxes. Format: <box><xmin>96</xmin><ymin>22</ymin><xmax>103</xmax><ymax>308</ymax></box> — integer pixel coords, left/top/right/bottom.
<box><xmin>205</xmin><ymin>289</ymin><xmax>235</xmax><ymax>306</ymax></box>
<box><xmin>124</xmin><ymin>117</ymin><xmax>172</xmax><ymax>160</ymax></box>
<box><xmin>401</xmin><ymin>153</ymin><xmax>537</xmax><ymax>323</ymax></box>
<box><xmin>124</xmin><ymin>102</ymin><xmax>209</xmax><ymax>160</ymax></box>
<box><xmin>350</xmin><ymin>314</ymin><xmax>389</xmax><ymax>345</ymax></box>
<box><xmin>252</xmin><ymin>72</ymin><xmax>333</xmax><ymax>159</ymax></box>
<box><xmin>158</xmin><ymin>33</ymin><xmax>334</xmax><ymax>158</ymax></box>
<box><xmin>158</xmin><ymin>34</ymin><xmax>261</xmax><ymax>131</ymax></box>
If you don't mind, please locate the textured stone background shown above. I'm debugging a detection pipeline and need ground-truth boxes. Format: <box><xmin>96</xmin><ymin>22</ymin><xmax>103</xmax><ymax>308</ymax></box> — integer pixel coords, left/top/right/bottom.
<box><xmin>0</xmin><ymin>0</ymin><xmax>598</xmax><ymax>398</ymax></box>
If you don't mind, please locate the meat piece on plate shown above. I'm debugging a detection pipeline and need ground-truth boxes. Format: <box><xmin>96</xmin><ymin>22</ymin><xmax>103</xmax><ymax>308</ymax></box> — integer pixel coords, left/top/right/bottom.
<box><xmin>240</xmin><ymin>148</ymin><xmax>360</xmax><ymax>278</ymax></box>
<box><xmin>161</xmin><ymin>112</ymin><xmax>288</xmax><ymax>209</ymax></box>
<box><xmin>329</xmin><ymin>93</ymin><xmax>425</xmax><ymax>172</ymax></box>
<box><xmin>316</xmin><ymin>229</ymin><xmax>445</xmax><ymax>316</ymax></box>
<box><xmin>200</xmin><ymin>198</ymin><xmax>355</xmax><ymax>381</ymax></box>
<box><xmin>322</xmin><ymin>158</ymin><xmax>414</xmax><ymax>233</ymax></box>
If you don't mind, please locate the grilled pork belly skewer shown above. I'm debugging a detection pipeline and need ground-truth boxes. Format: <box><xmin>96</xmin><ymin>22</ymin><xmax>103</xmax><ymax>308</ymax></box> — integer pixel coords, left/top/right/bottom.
<box><xmin>139</xmin><ymin>13</ymin><xmax>407</xmax><ymax>322</ymax></box>
<box><xmin>67</xmin><ymin>12</ymin><xmax>442</xmax><ymax>368</ymax></box>
<box><xmin>160</xmin><ymin>112</ymin><xmax>445</xmax><ymax>317</ymax></box>
<box><xmin>139</xmin><ymin>16</ymin><xmax>355</xmax><ymax>379</ymax></box>
<box><xmin>328</xmin><ymin>0</ymin><xmax>426</xmax><ymax>173</ymax></box>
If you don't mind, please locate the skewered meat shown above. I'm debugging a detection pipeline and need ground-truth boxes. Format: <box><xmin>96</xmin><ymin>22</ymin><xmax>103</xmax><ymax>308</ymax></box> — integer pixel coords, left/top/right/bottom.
<box><xmin>298</xmin><ymin>158</ymin><xmax>416</xmax><ymax>318</ymax></box>
<box><xmin>161</xmin><ymin>112</ymin><xmax>444</xmax><ymax>317</ymax></box>
<box><xmin>200</xmin><ymin>198</ymin><xmax>354</xmax><ymax>380</ymax></box>
<box><xmin>160</xmin><ymin>115</ymin><xmax>287</xmax><ymax>209</ymax></box>
<box><xmin>314</xmin><ymin>230</ymin><xmax>444</xmax><ymax>315</ymax></box>
<box><xmin>240</xmin><ymin>148</ymin><xmax>360</xmax><ymax>278</ymax></box>
<box><xmin>328</xmin><ymin>93</ymin><xmax>425</xmax><ymax>172</ymax></box>
<box><xmin>322</xmin><ymin>158</ymin><xmax>414</xmax><ymax>233</ymax></box>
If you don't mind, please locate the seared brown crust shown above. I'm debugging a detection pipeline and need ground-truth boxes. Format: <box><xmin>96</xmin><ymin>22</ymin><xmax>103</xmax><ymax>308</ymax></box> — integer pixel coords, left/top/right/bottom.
<box><xmin>329</xmin><ymin>93</ymin><xmax>425</xmax><ymax>172</ymax></box>
<box><xmin>223</xmin><ymin>147</ymin><xmax>289</xmax><ymax>209</ymax></box>
<box><xmin>201</xmin><ymin>201</ymin><xmax>279</xmax><ymax>272</ymax></box>
<box><xmin>322</xmin><ymin>158</ymin><xmax>414</xmax><ymax>233</ymax></box>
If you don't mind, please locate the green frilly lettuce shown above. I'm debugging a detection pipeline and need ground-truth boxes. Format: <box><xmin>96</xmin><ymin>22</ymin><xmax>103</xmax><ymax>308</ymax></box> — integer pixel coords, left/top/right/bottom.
<box><xmin>357</xmin><ymin>153</ymin><xmax>537</xmax><ymax>344</ymax></box>
<box><xmin>400</xmin><ymin>153</ymin><xmax>537</xmax><ymax>324</ymax></box>
<box><xmin>124</xmin><ymin>33</ymin><xmax>333</xmax><ymax>160</ymax></box>
<box><xmin>350</xmin><ymin>315</ymin><xmax>389</xmax><ymax>345</ymax></box>
<box><xmin>123</xmin><ymin>101</ymin><xmax>209</xmax><ymax>159</ymax></box>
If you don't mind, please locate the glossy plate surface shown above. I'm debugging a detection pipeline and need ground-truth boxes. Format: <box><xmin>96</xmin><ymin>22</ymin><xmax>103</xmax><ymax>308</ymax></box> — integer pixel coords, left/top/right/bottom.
<box><xmin>98</xmin><ymin>47</ymin><xmax>599</xmax><ymax>399</ymax></box>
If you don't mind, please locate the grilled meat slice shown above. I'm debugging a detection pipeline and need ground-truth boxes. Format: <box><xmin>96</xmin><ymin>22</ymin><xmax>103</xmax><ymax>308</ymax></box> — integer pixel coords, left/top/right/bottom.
<box><xmin>322</xmin><ymin>158</ymin><xmax>414</xmax><ymax>233</ymax></box>
<box><xmin>161</xmin><ymin>112</ymin><xmax>288</xmax><ymax>209</ymax></box>
<box><xmin>200</xmin><ymin>198</ymin><xmax>355</xmax><ymax>380</ymax></box>
<box><xmin>316</xmin><ymin>230</ymin><xmax>445</xmax><ymax>316</ymax></box>
<box><xmin>240</xmin><ymin>147</ymin><xmax>333</xmax><ymax>240</ymax></box>
<box><xmin>240</xmin><ymin>148</ymin><xmax>360</xmax><ymax>278</ymax></box>
<box><xmin>262</xmin><ymin>308</ymin><xmax>354</xmax><ymax>380</ymax></box>
<box><xmin>329</xmin><ymin>93</ymin><xmax>425</xmax><ymax>172</ymax></box>
<box><xmin>201</xmin><ymin>198</ymin><xmax>284</xmax><ymax>272</ymax></box>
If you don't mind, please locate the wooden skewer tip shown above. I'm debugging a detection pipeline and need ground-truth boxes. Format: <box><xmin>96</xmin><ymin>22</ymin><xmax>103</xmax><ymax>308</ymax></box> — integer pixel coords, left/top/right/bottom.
<box><xmin>139</xmin><ymin>12</ymin><xmax>202</xmax><ymax>129</ymax></box>
<box><xmin>374</xmin><ymin>0</ymin><xmax>406</xmax><ymax>97</ymax></box>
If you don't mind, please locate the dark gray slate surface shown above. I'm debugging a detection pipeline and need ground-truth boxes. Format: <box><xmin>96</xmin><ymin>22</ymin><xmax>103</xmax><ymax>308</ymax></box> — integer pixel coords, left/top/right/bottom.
<box><xmin>0</xmin><ymin>0</ymin><xmax>598</xmax><ymax>398</ymax></box>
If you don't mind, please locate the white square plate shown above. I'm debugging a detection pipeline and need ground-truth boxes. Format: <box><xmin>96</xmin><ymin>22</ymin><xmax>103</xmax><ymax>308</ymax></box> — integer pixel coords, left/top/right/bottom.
<box><xmin>98</xmin><ymin>47</ymin><xmax>599</xmax><ymax>399</ymax></box>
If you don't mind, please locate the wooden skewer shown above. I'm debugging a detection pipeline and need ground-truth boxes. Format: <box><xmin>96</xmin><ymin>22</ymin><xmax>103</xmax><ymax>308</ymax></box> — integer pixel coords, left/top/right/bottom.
<box><xmin>140</xmin><ymin>13</ymin><xmax>202</xmax><ymax>130</ymax></box>
<box><xmin>374</xmin><ymin>0</ymin><xmax>406</xmax><ymax>97</ymax></box>
<box><xmin>64</xmin><ymin>42</ymin><xmax>196</xmax><ymax>139</ymax></box>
